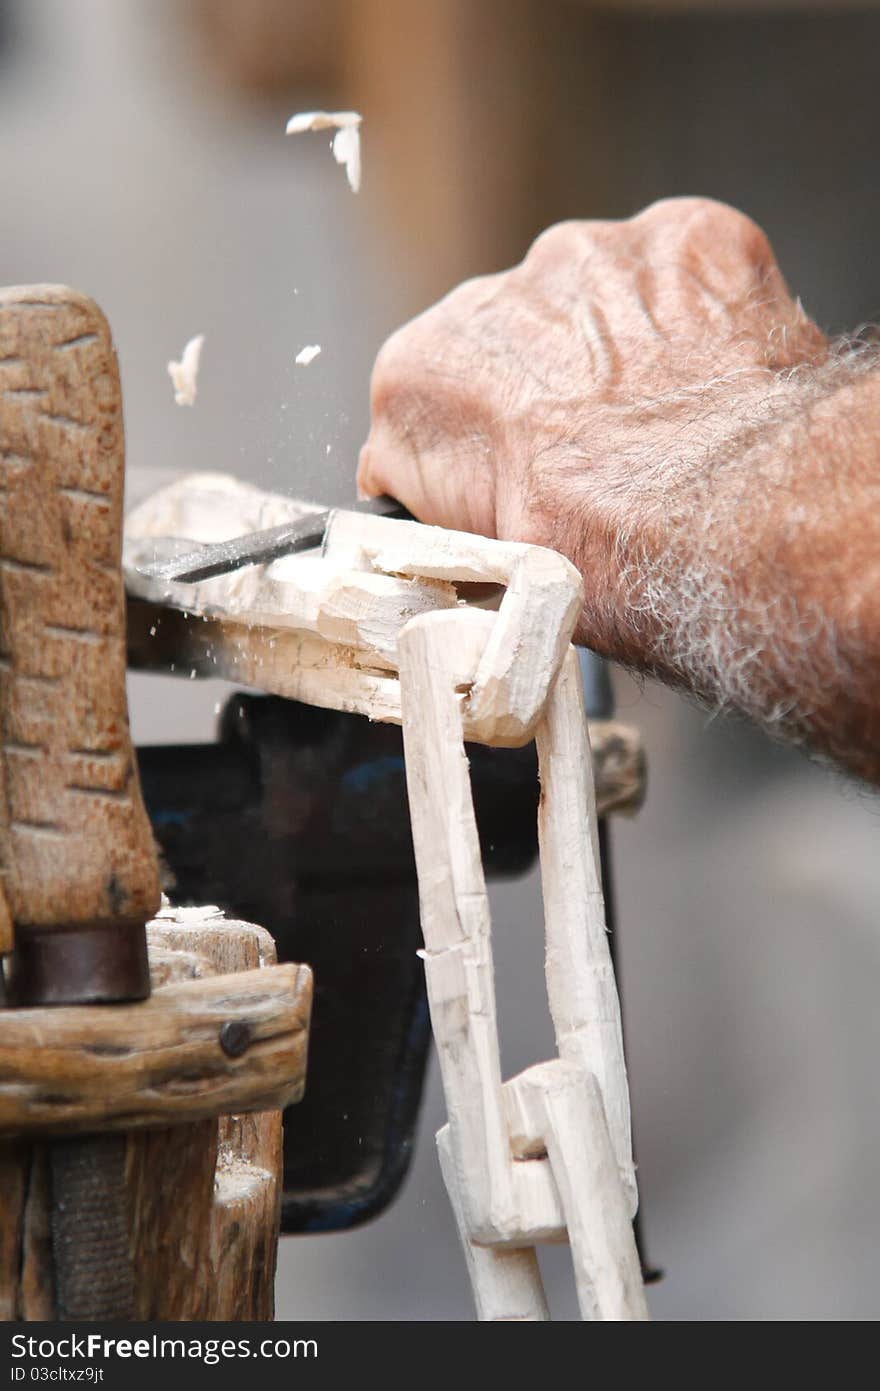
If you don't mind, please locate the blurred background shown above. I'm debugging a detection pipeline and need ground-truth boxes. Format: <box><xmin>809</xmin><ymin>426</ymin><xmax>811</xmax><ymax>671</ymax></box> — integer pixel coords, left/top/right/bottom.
<box><xmin>2</xmin><ymin>0</ymin><xmax>880</xmax><ymax>1320</ymax></box>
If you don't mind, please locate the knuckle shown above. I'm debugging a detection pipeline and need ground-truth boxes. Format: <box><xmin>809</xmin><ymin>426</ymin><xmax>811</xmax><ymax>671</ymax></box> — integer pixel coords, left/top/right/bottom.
<box><xmin>372</xmin><ymin>278</ymin><xmax>503</xmax><ymax>424</ymax></box>
<box><xmin>442</xmin><ymin>271</ymin><xmax>502</xmax><ymax>311</ymax></box>
<box><xmin>370</xmin><ymin>364</ymin><xmax>408</xmax><ymax>421</ymax></box>
<box><xmin>726</xmin><ymin>211</ymin><xmax>775</xmax><ymax>271</ymax></box>
<box><xmin>638</xmin><ymin>195</ymin><xmax>725</xmax><ymax>229</ymax></box>
<box><xmin>369</xmin><ymin>343</ymin><xmax>445</xmax><ymax>444</ymax></box>
<box><xmin>525</xmin><ymin>219</ymin><xmax>590</xmax><ymax>264</ymax></box>
<box><xmin>371</xmin><ymin>279</ymin><xmax>481</xmax><ymax>402</ymax></box>
<box><xmin>372</xmin><ymin>323</ymin><xmax>412</xmax><ymax>380</ymax></box>
<box><xmin>643</xmin><ymin>196</ymin><xmax>775</xmax><ymax>267</ymax></box>
<box><xmin>692</xmin><ymin>200</ymin><xmax>774</xmax><ymax>269</ymax></box>
<box><xmin>356</xmin><ymin>442</ymin><xmax>378</xmax><ymax>492</ymax></box>
<box><xmin>370</xmin><ymin>325</ymin><xmax>422</xmax><ymax>412</ymax></box>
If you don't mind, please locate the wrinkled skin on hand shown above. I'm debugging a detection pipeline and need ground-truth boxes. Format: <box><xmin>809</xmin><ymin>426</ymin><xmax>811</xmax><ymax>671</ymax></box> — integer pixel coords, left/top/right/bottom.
<box><xmin>358</xmin><ymin>197</ymin><xmax>828</xmax><ymax>659</ymax></box>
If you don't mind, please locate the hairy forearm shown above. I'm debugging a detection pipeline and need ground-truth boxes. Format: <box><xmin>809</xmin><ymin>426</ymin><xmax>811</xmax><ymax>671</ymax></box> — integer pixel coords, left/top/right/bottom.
<box><xmin>577</xmin><ymin>353</ymin><xmax>880</xmax><ymax>781</ymax></box>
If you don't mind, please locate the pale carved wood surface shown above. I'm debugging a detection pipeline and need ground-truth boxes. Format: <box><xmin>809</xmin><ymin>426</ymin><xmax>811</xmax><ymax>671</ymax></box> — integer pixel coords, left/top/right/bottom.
<box><xmin>121</xmin><ymin>472</ymin><xmax>645</xmax><ymax>812</ymax></box>
<box><xmin>129</xmin><ymin>595</ymin><xmax>645</xmax><ymax>817</ymax></box>
<box><xmin>125</xmin><ymin>471</ymin><xmax>583</xmax><ymax>748</ymax></box>
<box><xmin>0</xmin><ymin>286</ymin><xmax>160</xmax><ymax>933</ymax></box>
<box><xmin>399</xmin><ymin>614</ymin><xmax>647</xmax><ymax>1320</ymax></box>
<box><xmin>124</xmin><ymin>471</ymin><xmax>644</xmax><ymax>811</ymax></box>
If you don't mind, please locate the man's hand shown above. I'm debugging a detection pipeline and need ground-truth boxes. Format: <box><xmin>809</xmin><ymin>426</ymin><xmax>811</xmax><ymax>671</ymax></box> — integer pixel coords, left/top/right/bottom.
<box><xmin>358</xmin><ymin>197</ymin><xmax>880</xmax><ymax>781</ymax></box>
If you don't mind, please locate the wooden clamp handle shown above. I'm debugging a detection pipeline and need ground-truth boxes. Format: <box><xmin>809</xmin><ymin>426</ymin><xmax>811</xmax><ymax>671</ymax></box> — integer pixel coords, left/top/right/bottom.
<box><xmin>0</xmin><ymin>286</ymin><xmax>160</xmax><ymax>1001</ymax></box>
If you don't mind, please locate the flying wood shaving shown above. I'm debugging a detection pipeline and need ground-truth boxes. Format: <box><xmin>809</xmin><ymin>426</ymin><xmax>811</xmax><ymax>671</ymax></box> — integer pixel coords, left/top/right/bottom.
<box><xmin>332</xmin><ymin>125</ymin><xmax>361</xmax><ymax>193</ymax></box>
<box><xmin>295</xmin><ymin>344</ymin><xmax>321</xmax><ymax>366</ymax></box>
<box><xmin>167</xmin><ymin>334</ymin><xmax>205</xmax><ymax>407</ymax></box>
<box><xmin>285</xmin><ymin>110</ymin><xmax>361</xmax><ymax>134</ymax></box>
<box><xmin>285</xmin><ymin>110</ymin><xmax>362</xmax><ymax>193</ymax></box>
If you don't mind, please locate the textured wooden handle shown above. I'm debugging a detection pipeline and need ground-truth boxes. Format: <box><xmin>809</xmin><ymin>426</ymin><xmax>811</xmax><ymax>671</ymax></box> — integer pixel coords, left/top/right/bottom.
<box><xmin>0</xmin><ymin>286</ymin><xmax>160</xmax><ymax>975</ymax></box>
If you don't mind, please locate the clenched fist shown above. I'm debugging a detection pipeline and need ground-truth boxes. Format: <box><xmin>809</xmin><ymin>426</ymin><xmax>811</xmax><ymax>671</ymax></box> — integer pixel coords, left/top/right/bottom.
<box><xmin>358</xmin><ymin>198</ymin><xmax>880</xmax><ymax>782</ymax></box>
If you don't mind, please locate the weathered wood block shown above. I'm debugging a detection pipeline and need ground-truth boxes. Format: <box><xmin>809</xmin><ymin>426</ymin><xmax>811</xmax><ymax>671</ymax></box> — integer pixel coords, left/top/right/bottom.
<box><xmin>0</xmin><ymin>907</ymin><xmax>310</xmax><ymax>1322</ymax></box>
<box><xmin>0</xmin><ymin>961</ymin><xmax>311</xmax><ymax>1138</ymax></box>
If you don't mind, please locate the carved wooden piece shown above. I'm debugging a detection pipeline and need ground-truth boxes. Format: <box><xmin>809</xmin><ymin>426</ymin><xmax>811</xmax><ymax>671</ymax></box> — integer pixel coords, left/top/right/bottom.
<box><xmin>124</xmin><ymin>471</ymin><xmax>583</xmax><ymax>747</ymax></box>
<box><xmin>124</xmin><ymin>469</ymin><xmax>646</xmax><ymax>1320</ymax></box>
<box><xmin>533</xmin><ymin>649</ymin><xmax>636</xmax><ymax>1207</ymax></box>
<box><xmin>508</xmin><ymin>1063</ymin><xmax>647</xmax><ymax>1321</ymax></box>
<box><xmin>0</xmin><ymin>285</ymin><xmax>159</xmax><ymax>933</ymax></box>
<box><xmin>398</xmin><ymin>611</ymin><xmax>646</xmax><ymax>1319</ymax></box>
<box><xmin>436</xmin><ymin>1127</ymin><xmax>550</xmax><ymax>1322</ymax></box>
<box><xmin>124</xmin><ymin>475</ymin><xmax>645</xmax><ymax>814</ymax></box>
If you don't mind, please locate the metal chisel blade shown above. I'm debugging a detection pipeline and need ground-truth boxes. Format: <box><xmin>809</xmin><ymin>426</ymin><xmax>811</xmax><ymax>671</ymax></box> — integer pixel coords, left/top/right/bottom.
<box><xmin>138</xmin><ymin>512</ymin><xmax>330</xmax><ymax>584</ymax></box>
<box><xmin>136</xmin><ymin>495</ymin><xmax>412</xmax><ymax>586</ymax></box>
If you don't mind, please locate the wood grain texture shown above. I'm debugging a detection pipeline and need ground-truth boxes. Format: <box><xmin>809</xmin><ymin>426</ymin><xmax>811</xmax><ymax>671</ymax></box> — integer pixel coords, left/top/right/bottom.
<box><xmin>326</xmin><ymin>510</ymin><xmax>583</xmax><ymax>746</ymax></box>
<box><xmin>0</xmin><ymin>960</ymin><xmax>310</xmax><ymax>1138</ymax></box>
<box><xmin>0</xmin><ymin>1143</ymin><xmax>54</xmax><ymax>1321</ymax></box>
<box><xmin>509</xmin><ymin>1062</ymin><xmax>647</xmax><ymax>1320</ymax></box>
<box><xmin>0</xmin><ymin>285</ymin><xmax>159</xmax><ymax>931</ymax></box>
<box><xmin>398</xmin><ymin>610</ymin><xmax>645</xmax><ymax>1319</ymax></box>
<box><xmin>130</xmin><ymin>909</ymin><xmax>287</xmax><ymax>1321</ymax></box>
<box><xmin>1</xmin><ymin>909</ymin><xmax>298</xmax><ymax>1321</ymax></box>
<box><xmin>534</xmin><ymin>650</ymin><xmax>637</xmax><ymax>1210</ymax></box>
<box><xmin>0</xmin><ymin>893</ymin><xmax>12</xmax><ymax>957</ymax></box>
<box><xmin>436</xmin><ymin>1125</ymin><xmax>550</xmax><ymax>1322</ymax></box>
<box><xmin>124</xmin><ymin>475</ymin><xmax>645</xmax><ymax>809</ymax></box>
<box><xmin>124</xmin><ymin>471</ymin><xmax>583</xmax><ymax>748</ymax></box>
<box><xmin>0</xmin><ymin>1143</ymin><xmax>26</xmax><ymax>1318</ymax></box>
<box><xmin>398</xmin><ymin>609</ymin><xmax>518</xmax><ymax>1242</ymax></box>
<box><xmin>18</xmin><ymin>1146</ymin><xmax>53</xmax><ymax>1320</ymax></box>
<box><xmin>128</xmin><ymin>596</ymin><xmax>646</xmax><ymax>819</ymax></box>
<box><xmin>207</xmin><ymin>1110</ymin><xmax>282</xmax><ymax>1322</ymax></box>
<box><xmin>127</xmin><ymin>1116</ymin><xmax>219</xmax><ymax>1320</ymax></box>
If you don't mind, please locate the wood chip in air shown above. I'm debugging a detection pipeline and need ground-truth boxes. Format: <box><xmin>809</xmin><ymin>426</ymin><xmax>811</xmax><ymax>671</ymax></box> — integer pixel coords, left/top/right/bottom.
<box><xmin>167</xmin><ymin>334</ymin><xmax>205</xmax><ymax>407</ymax></box>
<box><xmin>285</xmin><ymin>110</ymin><xmax>362</xmax><ymax>193</ymax></box>
<box><xmin>295</xmin><ymin>344</ymin><xmax>321</xmax><ymax>366</ymax></box>
<box><xmin>331</xmin><ymin>126</ymin><xmax>361</xmax><ymax>193</ymax></box>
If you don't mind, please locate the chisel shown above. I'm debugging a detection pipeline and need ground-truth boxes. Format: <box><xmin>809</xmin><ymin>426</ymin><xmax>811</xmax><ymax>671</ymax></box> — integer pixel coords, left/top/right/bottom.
<box><xmin>138</xmin><ymin>494</ymin><xmax>413</xmax><ymax>585</ymax></box>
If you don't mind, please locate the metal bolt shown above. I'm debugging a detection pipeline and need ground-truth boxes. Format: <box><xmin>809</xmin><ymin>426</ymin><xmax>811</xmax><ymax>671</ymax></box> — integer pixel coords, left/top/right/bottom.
<box><xmin>219</xmin><ymin>1020</ymin><xmax>251</xmax><ymax>1058</ymax></box>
